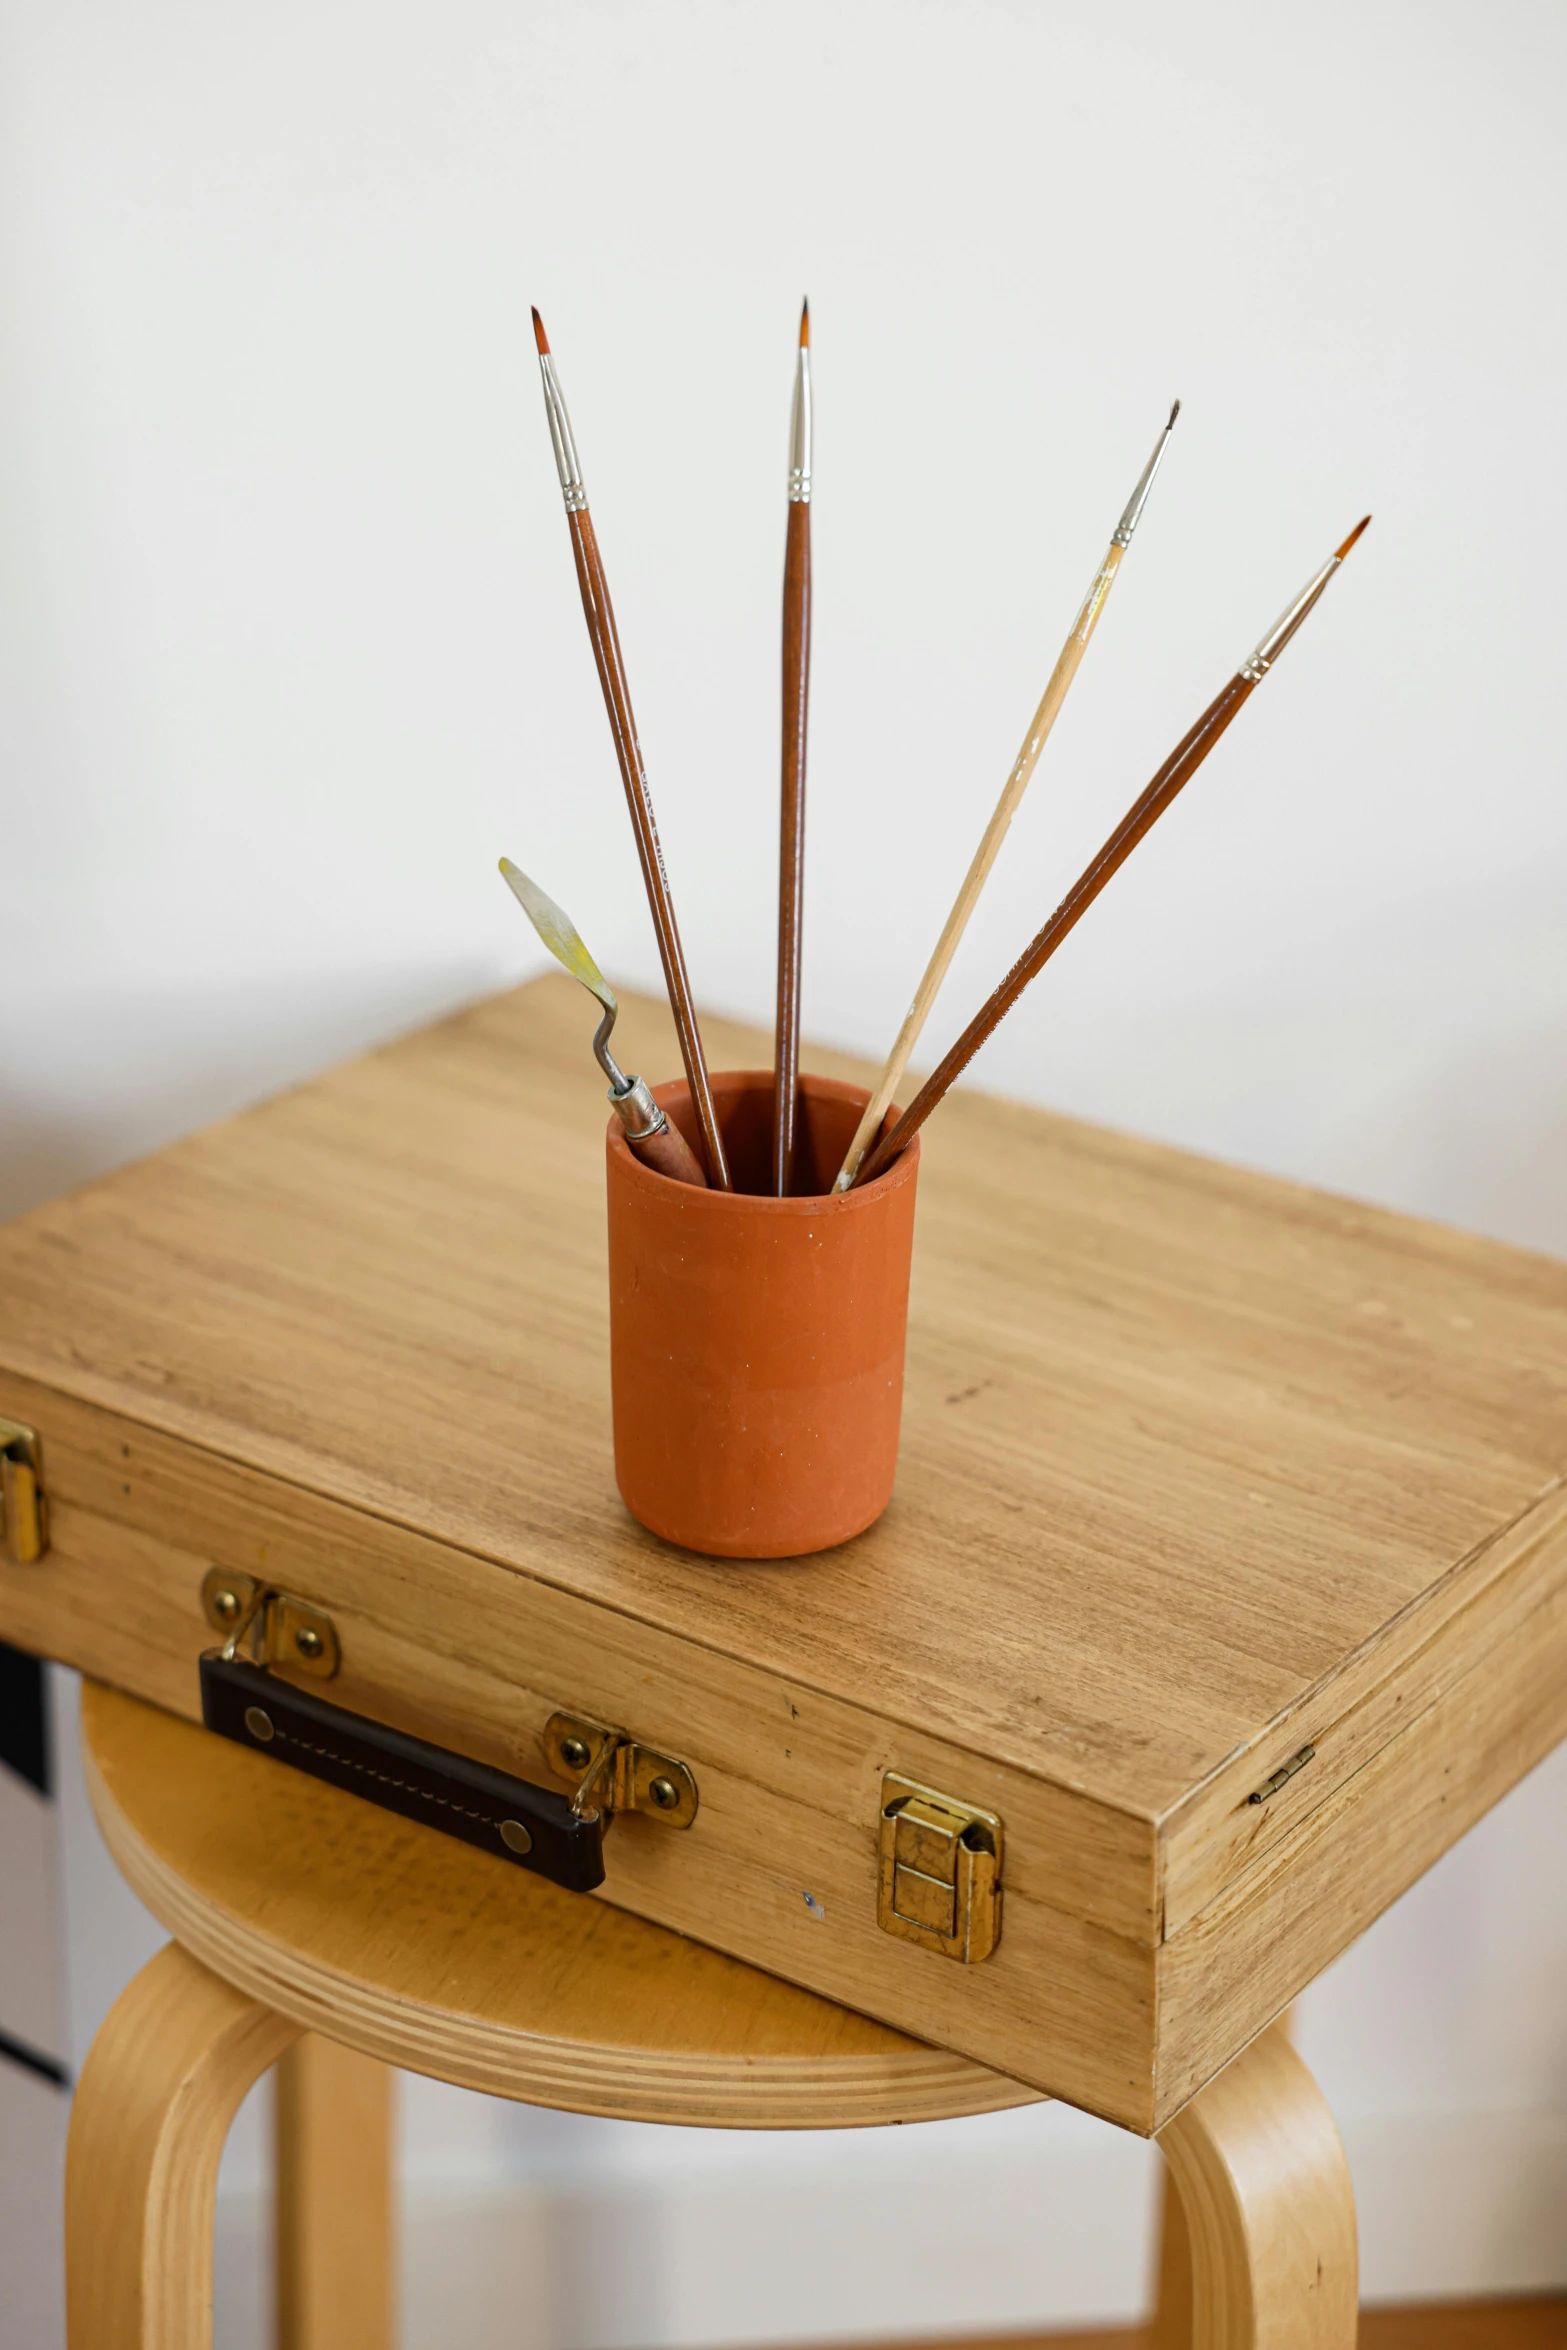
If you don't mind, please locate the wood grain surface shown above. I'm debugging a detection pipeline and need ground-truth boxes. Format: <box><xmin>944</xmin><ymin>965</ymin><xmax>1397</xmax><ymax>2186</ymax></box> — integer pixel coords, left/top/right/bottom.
<box><xmin>4</xmin><ymin>978</ymin><xmax>1566</xmax><ymax>2127</ymax></box>
<box><xmin>83</xmin><ymin>1680</ymin><xmax>1040</xmax><ymax>2129</ymax></box>
<box><xmin>6</xmin><ymin>1369</ymin><xmax>1160</xmax><ymax>2123</ymax></box>
<box><xmin>1156</xmin><ymin>1568</ymin><xmax>1567</xmax><ymax>2112</ymax></box>
<box><xmin>4</xmin><ymin>976</ymin><xmax>1563</xmax><ymax>1814</ymax></box>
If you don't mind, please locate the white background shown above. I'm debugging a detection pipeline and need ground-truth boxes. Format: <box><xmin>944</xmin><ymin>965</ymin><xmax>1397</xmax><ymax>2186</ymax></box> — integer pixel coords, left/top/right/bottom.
<box><xmin>2</xmin><ymin>1</ymin><xmax>1565</xmax><ymax>2341</ymax></box>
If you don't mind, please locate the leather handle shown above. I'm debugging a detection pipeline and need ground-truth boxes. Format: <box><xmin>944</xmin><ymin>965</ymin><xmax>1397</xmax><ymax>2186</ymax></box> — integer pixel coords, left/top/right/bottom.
<box><xmin>199</xmin><ymin>1654</ymin><xmax>606</xmax><ymax>1892</ymax></box>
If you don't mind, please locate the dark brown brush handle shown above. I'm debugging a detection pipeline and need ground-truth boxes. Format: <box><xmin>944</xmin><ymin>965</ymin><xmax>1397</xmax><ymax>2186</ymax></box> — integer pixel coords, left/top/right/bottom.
<box><xmin>631</xmin><ymin>1119</ymin><xmax>708</xmax><ymax>1187</ymax></box>
<box><xmin>772</xmin><ymin>498</ymin><xmax>811</xmax><ymax>1195</ymax></box>
<box><xmin>854</xmin><ymin>671</ymin><xmax>1257</xmax><ymax>1187</ymax></box>
<box><xmin>566</xmin><ymin>507</ymin><xmax>731</xmax><ymax>1191</ymax></box>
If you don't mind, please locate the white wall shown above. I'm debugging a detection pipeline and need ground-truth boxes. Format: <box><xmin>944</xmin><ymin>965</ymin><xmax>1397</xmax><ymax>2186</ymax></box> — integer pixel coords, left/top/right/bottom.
<box><xmin>3</xmin><ymin>1</ymin><xmax>1566</xmax><ymax>2340</ymax></box>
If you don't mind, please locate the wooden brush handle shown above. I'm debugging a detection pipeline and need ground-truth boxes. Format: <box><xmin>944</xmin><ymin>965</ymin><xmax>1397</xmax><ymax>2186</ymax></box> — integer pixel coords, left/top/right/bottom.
<box><xmin>631</xmin><ymin>1119</ymin><xmax>709</xmax><ymax>1188</ymax></box>
<box><xmin>834</xmin><ymin>540</ymin><xmax>1125</xmax><ymax>1191</ymax></box>
<box><xmin>566</xmin><ymin>508</ymin><xmax>731</xmax><ymax>1191</ymax></box>
<box><xmin>772</xmin><ymin>498</ymin><xmax>812</xmax><ymax>1195</ymax></box>
<box><xmin>854</xmin><ymin>669</ymin><xmax>1257</xmax><ymax>1188</ymax></box>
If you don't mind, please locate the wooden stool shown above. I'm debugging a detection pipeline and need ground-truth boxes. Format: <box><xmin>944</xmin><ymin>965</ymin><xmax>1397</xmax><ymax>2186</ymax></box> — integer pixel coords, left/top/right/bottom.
<box><xmin>67</xmin><ymin>1683</ymin><xmax>1357</xmax><ymax>2350</ymax></box>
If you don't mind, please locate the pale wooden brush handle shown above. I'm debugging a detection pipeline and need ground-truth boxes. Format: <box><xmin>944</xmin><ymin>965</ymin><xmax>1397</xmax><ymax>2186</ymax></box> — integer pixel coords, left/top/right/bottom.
<box><xmin>834</xmin><ymin>540</ymin><xmax>1125</xmax><ymax>1189</ymax></box>
<box><xmin>852</xmin><ymin>668</ymin><xmax>1256</xmax><ymax>1189</ymax></box>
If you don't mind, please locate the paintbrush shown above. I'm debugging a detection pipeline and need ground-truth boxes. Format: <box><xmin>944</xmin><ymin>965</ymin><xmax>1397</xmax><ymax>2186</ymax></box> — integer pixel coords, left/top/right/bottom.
<box><xmin>530</xmin><ymin>307</ymin><xmax>732</xmax><ymax>1190</ymax></box>
<box><xmin>499</xmin><ymin>859</ymin><xmax>708</xmax><ymax>1187</ymax></box>
<box><xmin>834</xmin><ymin>400</ymin><xmax>1181</xmax><ymax>1191</ymax></box>
<box><xmin>772</xmin><ymin>298</ymin><xmax>812</xmax><ymax>1195</ymax></box>
<box><xmin>851</xmin><ymin>517</ymin><xmax>1372</xmax><ymax>1188</ymax></box>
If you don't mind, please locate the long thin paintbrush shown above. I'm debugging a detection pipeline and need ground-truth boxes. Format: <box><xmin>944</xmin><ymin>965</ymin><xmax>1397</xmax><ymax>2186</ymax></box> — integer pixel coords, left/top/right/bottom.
<box><xmin>834</xmin><ymin>401</ymin><xmax>1180</xmax><ymax>1191</ymax></box>
<box><xmin>772</xmin><ymin>298</ymin><xmax>812</xmax><ymax>1194</ymax></box>
<box><xmin>851</xmin><ymin>517</ymin><xmax>1372</xmax><ymax>1189</ymax></box>
<box><xmin>531</xmin><ymin>307</ymin><xmax>732</xmax><ymax>1190</ymax></box>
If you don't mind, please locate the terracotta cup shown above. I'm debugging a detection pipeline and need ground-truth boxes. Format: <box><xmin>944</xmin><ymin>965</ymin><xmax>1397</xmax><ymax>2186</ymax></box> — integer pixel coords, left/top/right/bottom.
<box><xmin>605</xmin><ymin>1070</ymin><xmax>920</xmax><ymax>1559</ymax></box>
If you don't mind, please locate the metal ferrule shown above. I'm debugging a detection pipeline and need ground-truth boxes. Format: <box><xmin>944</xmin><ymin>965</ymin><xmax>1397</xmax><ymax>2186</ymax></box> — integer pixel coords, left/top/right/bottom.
<box><xmin>1111</xmin><ymin>415</ymin><xmax>1177</xmax><ymax>548</ymax></box>
<box><xmin>787</xmin><ymin>347</ymin><xmax>812</xmax><ymax>504</ymax></box>
<box><xmin>538</xmin><ymin>353</ymin><xmax>589</xmax><ymax>513</ymax></box>
<box><xmin>1239</xmin><ymin>556</ymin><xmax>1340</xmax><ymax>682</ymax></box>
<box><xmin>608</xmin><ymin>1073</ymin><xmax>669</xmax><ymax>1146</ymax></box>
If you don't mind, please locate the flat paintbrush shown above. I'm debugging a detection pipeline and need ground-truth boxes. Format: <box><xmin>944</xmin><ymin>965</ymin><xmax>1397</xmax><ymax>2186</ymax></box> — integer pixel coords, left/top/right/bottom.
<box><xmin>531</xmin><ymin>307</ymin><xmax>732</xmax><ymax>1190</ymax></box>
<box><xmin>772</xmin><ymin>298</ymin><xmax>812</xmax><ymax>1195</ymax></box>
<box><xmin>834</xmin><ymin>401</ymin><xmax>1180</xmax><ymax>1190</ymax></box>
<box><xmin>852</xmin><ymin>517</ymin><xmax>1372</xmax><ymax>1189</ymax></box>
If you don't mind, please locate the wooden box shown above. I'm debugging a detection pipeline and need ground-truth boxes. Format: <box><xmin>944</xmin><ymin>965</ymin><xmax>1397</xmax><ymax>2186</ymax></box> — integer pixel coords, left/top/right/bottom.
<box><xmin>3</xmin><ymin>978</ymin><xmax>1565</xmax><ymax>2134</ymax></box>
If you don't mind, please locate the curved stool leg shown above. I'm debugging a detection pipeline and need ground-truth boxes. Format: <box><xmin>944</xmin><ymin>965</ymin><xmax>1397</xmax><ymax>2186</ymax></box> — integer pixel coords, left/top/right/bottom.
<box><xmin>1148</xmin><ymin>2171</ymin><xmax>1194</xmax><ymax>2349</ymax></box>
<box><xmin>1155</xmin><ymin>2024</ymin><xmax>1357</xmax><ymax>2350</ymax></box>
<box><xmin>276</xmin><ymin>2035</ymin><xmax>395</xmax><ymax>2350</ymax></box>
<box><xmin>66</xmin><ymin>1942</ymin><xmax>300</xmax><ymax>2350</ymax></box>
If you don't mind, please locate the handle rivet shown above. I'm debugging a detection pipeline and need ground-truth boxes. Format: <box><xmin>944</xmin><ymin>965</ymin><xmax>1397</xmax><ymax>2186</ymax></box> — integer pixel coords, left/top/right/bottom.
<box><xmin>560</xmin><ymin>1736</ymin><xmax>591</xmax><ymax>1771</ymax></box>
<box><xmin>648</xmin><ymin>1776</ymin><xmax>679</xmax><ymax>1810</ymax></box>
<box><xmin>244</xmin><ymin>1706</ymin><xmax>274</xmax><ymax>1743</ymax></box>
<box><xmin>498</xmin><ymin>1819</ymin><xmax>534</xmax><ymax>1855</ymax></box>
<box><xmin>293</xmin><ymin>1626</ymin><xmax>324</xmax><ymax>1660</ymax></box>
<box><xmin>211</xmin><ymin>1587</ymin><xmax>241</xmax><ymax>1622</ymax></box>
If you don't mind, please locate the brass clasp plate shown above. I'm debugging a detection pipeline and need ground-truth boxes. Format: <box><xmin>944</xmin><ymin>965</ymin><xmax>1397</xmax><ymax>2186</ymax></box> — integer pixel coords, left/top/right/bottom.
<box><xmin>877</xmin><ymin>1773</ymin><xmax>1003</xmax><ymax>1963</ymax></box>
<box><xmin>0</xmin><ymin>1418</ymin><xmax>48</xmax><ymax>1564</ymax></box>
<box><xmin>542</xmin><ymin>1711</ymin><xmax>698</xmax><ymax>1829</ymax></box>
<box><xmin>200</xmin><ymin>1568</ymin><xmax>340</xmax><ymax>1680</ymax></box>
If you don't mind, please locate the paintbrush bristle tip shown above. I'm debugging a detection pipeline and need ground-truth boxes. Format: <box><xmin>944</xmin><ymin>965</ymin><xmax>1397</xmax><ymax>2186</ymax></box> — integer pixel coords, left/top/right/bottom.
<box><xmin>530</xmin><ymin>307</ymin><xmax>549</xmax><ymax>355</ymax></box>
<box><xmin>1168</xmin><ymin>398</ymin><xmax>1181</xmax><ymax>426</ymax></box>
<box><xmin>799</xmin><ymin>298</ymin><xmax>809</xmax><ymax>347</ymax></box>
<box><xmin>1336</xmin><ymin>514</ymin><xmax>1372</xmax><ymax>560</ymax></box>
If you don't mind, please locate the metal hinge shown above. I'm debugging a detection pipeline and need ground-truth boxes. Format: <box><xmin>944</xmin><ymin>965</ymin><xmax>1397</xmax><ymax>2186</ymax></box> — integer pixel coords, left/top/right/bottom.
<box><xmin>542</xmin><ymin>1711</ymin><xmax>699</xmax><ymax>1829</ymax></box>
<box><xmin>0</xmin><ymin>1419</ymin><xmax>48</xmax><ymax>1564</ymax></box>
<box><xmin>877</xmin><ymin>1773</ymin><xmax>1003</xmax><ymax>1963</ymax></box>
<box><xmin>1248</xmin><ymin>1743</ymin><xmax>1316</xmax><ymax>1805</ymax></box>
<box><xmin>200</xmin><ymin>1568</ymin><xmax>340</xmax><ymax>1680</ymax></box>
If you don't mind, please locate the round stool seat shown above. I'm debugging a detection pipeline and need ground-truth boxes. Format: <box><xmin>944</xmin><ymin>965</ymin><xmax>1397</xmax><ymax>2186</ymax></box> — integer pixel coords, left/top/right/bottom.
<box><xmin>82</xmin><ymin>1681</ymin><xmax>1040</xmax><ymax>2130</ymax></box>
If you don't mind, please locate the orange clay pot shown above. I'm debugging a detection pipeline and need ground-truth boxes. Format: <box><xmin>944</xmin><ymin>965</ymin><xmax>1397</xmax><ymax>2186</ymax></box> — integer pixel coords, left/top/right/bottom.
<box><xmin>606</xmin><ymin>1070</ymin><xmax>920</xmax><ymax>1559</ymax></box>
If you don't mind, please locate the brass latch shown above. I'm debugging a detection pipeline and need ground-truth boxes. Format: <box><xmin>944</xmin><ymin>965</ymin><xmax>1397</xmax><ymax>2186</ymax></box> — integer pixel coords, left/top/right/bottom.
<box><xmin>877</xmin><ymin>1773</ymin><xmax>1003</xmax><ymax>1963</ymax></box>
<box><xmin>0</xmin><ymin>1419</ymin><xmax>47</xmax><ymax>1564</ymax></box>
<box><xmin>543</xmin><ymin>1711</ymin><xmax>698</xmax><ymax>1829</ymax></box>
<box><xmin>200</xmin><ymin>1568</ymin><xmax>340</xmax><ymax>1680</ymax></box>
